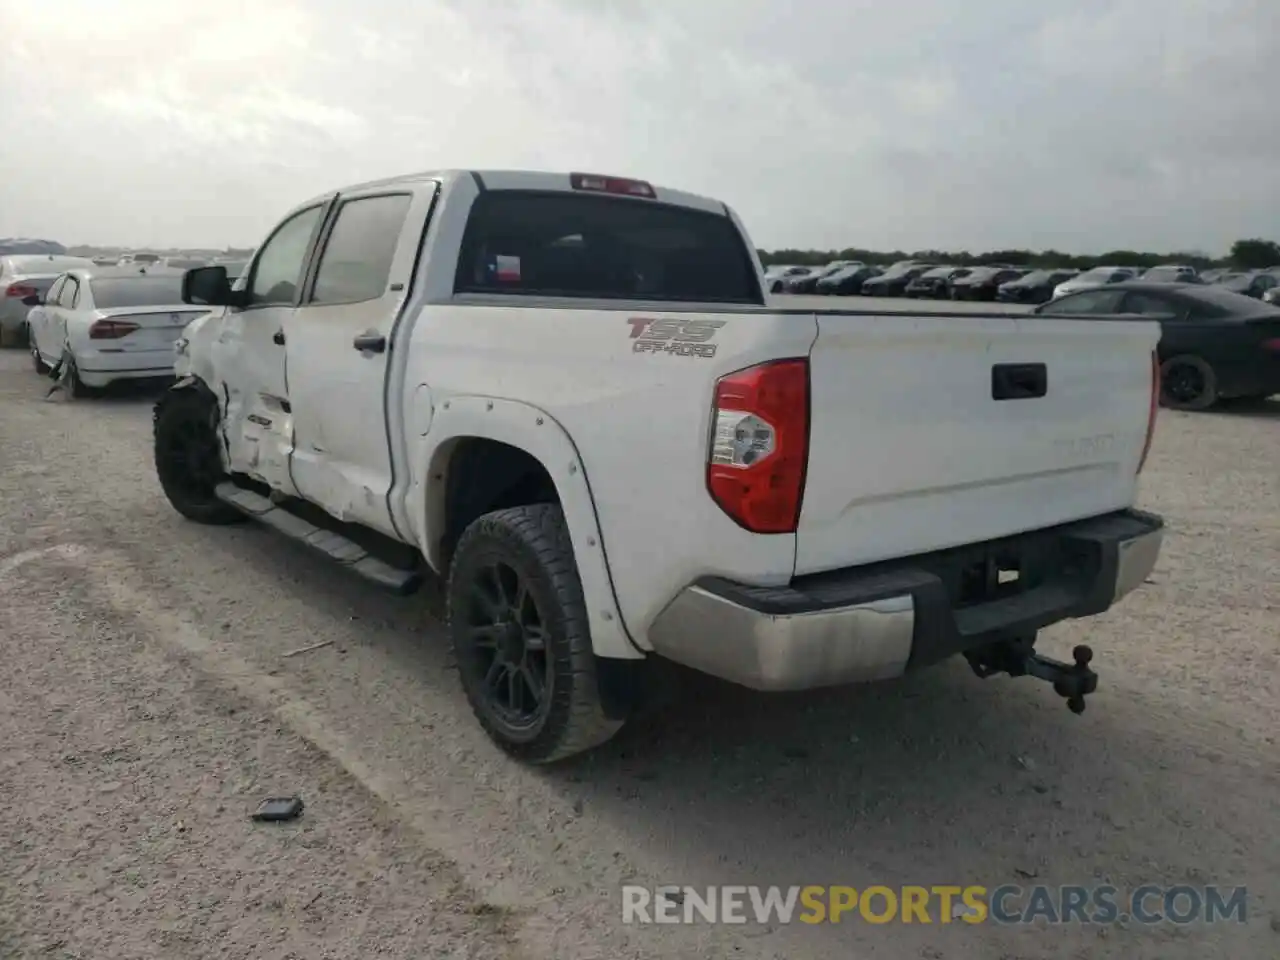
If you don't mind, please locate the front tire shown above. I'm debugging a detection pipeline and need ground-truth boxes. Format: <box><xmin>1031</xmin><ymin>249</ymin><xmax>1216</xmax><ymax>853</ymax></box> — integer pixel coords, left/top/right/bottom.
<box><xmin>448</xmin><ymin>504</ymin><xmax>624</xmax><ymax>763</ymax></box>
<box><xmin>1160</xmin><ymin>354</ymin><xmax>1218</xmax><ymax>410</ymax></box>
<box><xmin>153</xmin><ymin>388</ymin><xmax>244</xmax><ymax>524</ymax></box>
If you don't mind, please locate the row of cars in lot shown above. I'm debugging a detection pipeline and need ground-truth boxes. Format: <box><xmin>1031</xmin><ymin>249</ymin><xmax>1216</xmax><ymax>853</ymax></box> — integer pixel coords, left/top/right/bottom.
<box><xmin>0</xmin><ymin>252</ymin><xmax>246</xmax><ymax>393</ymax></box>
<box><xmin>766</xmin><ymin>259</ymin><xmax>1280</xmax><ymax>306</ymax></box>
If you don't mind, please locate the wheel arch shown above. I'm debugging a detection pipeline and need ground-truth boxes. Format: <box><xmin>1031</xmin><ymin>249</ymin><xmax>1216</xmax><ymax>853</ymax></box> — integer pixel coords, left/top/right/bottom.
<box><xmin>410</xmin><ymin>396</ymin><xmax>644</xmax><ymax>660</ymax></box>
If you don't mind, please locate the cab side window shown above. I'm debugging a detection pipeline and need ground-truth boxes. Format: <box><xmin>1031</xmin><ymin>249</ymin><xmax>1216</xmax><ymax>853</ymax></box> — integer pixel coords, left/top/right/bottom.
<box><xmin>59</xmin><ymin>277</ymin><xmax>81</xmax><ymax>309</ymax></box>
<box><xmin>44</xmin><ymin>277</ymin><xmax>66</xmax><ymax>306</ymax></box>
<box><xmin>1038</xmin><ymin>289</ymin><xmax>1124</xmax><ymax>315</ymax></box>
<box><xmin>310</xmin><ymin>194</ymin><xmax>412</xmax><ymax>306</ymax></box>
<box><xmin>1119</xmin><ymin>292</ymin><xmax>1177</xmax><ymax>317</ymax></box>
<box><xmin>248</xmin><ymin>205</ymin><xmax>325</xmax><ymax>307</ymax></box>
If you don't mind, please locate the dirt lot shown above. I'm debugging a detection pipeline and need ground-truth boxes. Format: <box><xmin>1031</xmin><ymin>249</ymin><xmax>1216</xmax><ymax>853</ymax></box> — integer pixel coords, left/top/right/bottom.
<box><xmin>0</xmin><ymin>349</ymin><xmax>1276</xmax><ymax>960</ymax></box>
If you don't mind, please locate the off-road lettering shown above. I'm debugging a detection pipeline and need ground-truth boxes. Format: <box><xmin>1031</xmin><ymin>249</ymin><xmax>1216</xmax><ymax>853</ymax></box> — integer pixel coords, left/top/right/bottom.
<box><xmin>627</xmin><ymin>317</ymin><xmax>726</xmax><ymax>357</ymax></box>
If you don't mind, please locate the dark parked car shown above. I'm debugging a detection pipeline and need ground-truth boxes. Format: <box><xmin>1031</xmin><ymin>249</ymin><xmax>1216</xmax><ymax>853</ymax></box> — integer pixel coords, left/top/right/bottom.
<box><xmin>785</xmin><ymin>260</ymin><xmax>862</xmax><ymax>294</ymax></box>
<box><xmin>1214</xmin><ymin>270</ymin><xmax>1280</xmax><ymax>300</ymax></box>
<box><xmin>860</xmin><ymin>261</ymin><xmax>935</xmax><ymax>298</ymax></box>
<box><xmin>996</xmin><ymin>269</ymin><xmax>1079</xmax><ymax>304</ymax></box>
<box><xmin>1033</xmin><ymin>282</ymin><xmax>1280</xmax><ymax>409</ymax></box>
<box><xmin>950</xmin><ymin>266</ymin><xmax>1027</xmax><ymax>301</ymax></box>
<box><xmin>904</xmin><ymin>265</ymin><xmax>969</xmax><ymax>299</ymax></box>
<box><xmin>1140</xmin><ymin>264</ymin><xmax>1202</xmax><ymax>284</ymax></box>
<box><xmin>814</xmin><ymin>264</ymin><xmax>883</xmax><ymax>295</ymax></box>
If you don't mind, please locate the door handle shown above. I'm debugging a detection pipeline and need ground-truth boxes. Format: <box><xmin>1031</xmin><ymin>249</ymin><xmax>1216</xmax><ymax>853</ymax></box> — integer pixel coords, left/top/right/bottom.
<box><xmin>991</xmin><ymin>362</ymin><xmax>1047</xmax><ymax>400</ymax></box>
<box><xmin>353</xmin><ymin>332</ymin><xmax>386</xmax><ymax>354</ymax></box>
<box><xmin>272</xmin><ymin>330</ymin><xmax>285</xmax><ymax>346</ymax></box>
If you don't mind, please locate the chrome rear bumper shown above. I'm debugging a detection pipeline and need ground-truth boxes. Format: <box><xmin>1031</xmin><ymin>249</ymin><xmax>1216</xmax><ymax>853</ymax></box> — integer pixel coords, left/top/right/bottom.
<box><xmin>647</xmin><ymin>510</ymin><xmax>1164</xmax><ymax>692</ymax></box>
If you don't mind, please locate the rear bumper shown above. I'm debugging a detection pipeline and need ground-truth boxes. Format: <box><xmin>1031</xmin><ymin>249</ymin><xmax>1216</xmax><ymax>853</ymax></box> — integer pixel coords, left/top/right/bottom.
<box><xmin>646</xmin><ymin>509</ymin><xmax>1164</xmax><ymax>692</ymax></box>
<box><xmin>76</xmin><ymin>347</ymin><xmax>177</xmax><ymax>386</ymax></box>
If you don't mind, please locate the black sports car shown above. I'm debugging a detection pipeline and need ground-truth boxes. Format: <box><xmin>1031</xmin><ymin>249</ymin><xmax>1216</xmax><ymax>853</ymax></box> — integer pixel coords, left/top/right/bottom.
<box><xmin>1034</xmin><ymin>282</ymin><xmax>1280</xmax><ymax>409</ymax></box>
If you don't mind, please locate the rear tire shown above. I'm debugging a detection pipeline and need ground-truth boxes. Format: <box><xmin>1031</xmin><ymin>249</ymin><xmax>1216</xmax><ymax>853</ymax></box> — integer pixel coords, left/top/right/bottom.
<box><xmin>448</xmin><ymin>503</ymin><xmax>624</xmax><ymax>764</ymax></box>
<box><xmin>1160</xmin><ymin>354</ymin><xmax>1218</xmax><ymax>410</ymax></box>
<box><xmin>153</xmin><ymin>388</ymin><xmax>244</xmax><ymax>524</ymax></box>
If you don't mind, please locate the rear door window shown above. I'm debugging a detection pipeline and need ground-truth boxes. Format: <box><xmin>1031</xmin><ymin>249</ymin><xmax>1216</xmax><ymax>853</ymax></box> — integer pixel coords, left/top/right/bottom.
<box><xmin>59</xmin><ymin>277</ymin><xmax>80</xmax><ymax>309</ymax></box>
<box><xmin>454</xmin><ymin>190</ymin><xmax>763</xmax><ymax>304</ymax></box>
<box><xmin>1119</xmin><ymin>292</ymin><xmax>1179</xmax><ymax>316</ymax></box>
<box><xmin>1037</xmin><ymin>289</ymin><xmax>1125</xmax><ymax>315</ymax></box>
<box><xmin>44</xmin><ymin>277</ymin><xmax>66</xmax><ymax>305</ymax></box>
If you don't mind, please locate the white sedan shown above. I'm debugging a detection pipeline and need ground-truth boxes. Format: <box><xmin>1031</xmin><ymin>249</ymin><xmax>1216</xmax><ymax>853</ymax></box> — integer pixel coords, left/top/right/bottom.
<box><xmin>26</xmin><ymin>267</ymin><xmax>208</xmax><ymax>395</ymax></box>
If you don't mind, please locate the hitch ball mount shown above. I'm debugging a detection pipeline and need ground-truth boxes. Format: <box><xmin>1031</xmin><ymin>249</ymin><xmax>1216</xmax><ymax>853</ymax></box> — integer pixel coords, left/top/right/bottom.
<box><xmin>965</xmin><ymin>637</ymin><xmax>1098</xmax><ymax>714</ymax></box>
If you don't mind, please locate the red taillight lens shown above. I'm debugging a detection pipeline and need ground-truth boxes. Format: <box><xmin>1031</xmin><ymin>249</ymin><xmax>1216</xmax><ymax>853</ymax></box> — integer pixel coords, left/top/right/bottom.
<box><xmin>5</xmin><ymin>283</ymin><xmax>38</xmax><ymax>299</ymax></box>
<box><xmin>1261</xmin><ymin>337</ymin><xmax>1280</xmax><ymax>353</ymax></box>
<box><xmin>569</xmin><ymin>172</ymin><xmax>656</xmax><ymax>199</ymax></box>
<box><xmin>1138</xmin><ymin>351</ymin><xmax>1160</xmax><ymax>474</ymax></box>
<box><xmin>707</xmin><ymin>359</ymin><xmax>809</xmax><ymax>533</ymax></box>
<box><xmin>89</xmin><ymin>319</ymin><xmax>140</xmax><ymax>340</ymax></box>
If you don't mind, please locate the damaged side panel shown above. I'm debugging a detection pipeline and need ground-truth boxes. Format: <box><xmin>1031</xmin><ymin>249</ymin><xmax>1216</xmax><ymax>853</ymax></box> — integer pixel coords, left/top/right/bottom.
<box><xmin>177</xmin><ymin>307</ymin><xmax>300</xmax><ymax>497</ymax></box>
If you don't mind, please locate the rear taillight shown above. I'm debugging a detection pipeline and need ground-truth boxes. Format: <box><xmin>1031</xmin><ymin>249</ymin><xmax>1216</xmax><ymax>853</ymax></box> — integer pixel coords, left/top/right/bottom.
<box><xmin>89</xmin><ymin>319</ymin><xmax>140</xmax><ymax>340</ymax></box>
<box><xmin>569</xmin><ymin>172</ymin><xmax>656</xmax><ymax>199</ymax></box>
<box><xmin>1261</xmin><ymin>338</ymin><xmax>1280</xmax><ymax>353</ymax></box>
<box><xmin>707</xmin><ymin>359</ymin><xmax>809</xmax><ymax>533</ymax></box>
<box><xmin>5</xmin><ymin>283</ymin><xmax>37</xmax><ymax>299</ymax></box>
<box><xmin>1138</xmin><ymin>351</ymin><xmax>1160</xmax><ymax>474</ymax></box>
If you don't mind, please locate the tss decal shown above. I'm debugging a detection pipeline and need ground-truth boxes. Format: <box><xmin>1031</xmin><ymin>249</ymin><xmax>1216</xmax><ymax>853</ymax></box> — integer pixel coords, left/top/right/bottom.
<box><xmin>626</xmin><ymin>317</ymin><xmax>727</xmax><ymax>358</ymax></box>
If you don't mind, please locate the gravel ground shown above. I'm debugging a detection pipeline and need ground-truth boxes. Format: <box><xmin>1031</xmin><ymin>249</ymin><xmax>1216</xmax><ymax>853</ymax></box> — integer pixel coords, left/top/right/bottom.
<box><xmin>0</xmin><ymin>346</ymin><xmax>1276</xmax><ymax>960</ymax></box>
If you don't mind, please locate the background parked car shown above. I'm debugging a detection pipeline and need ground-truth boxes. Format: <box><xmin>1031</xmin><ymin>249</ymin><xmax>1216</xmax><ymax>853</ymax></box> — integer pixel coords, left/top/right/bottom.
<box><xmin>860</xmin><ymin>261</ymin><xmax>936</xmax><ymax>297</ymax></box>
<box><xmin>1140</xmin><ymin>264</ymin><xmax>1202</xmax><ymax>284</ymax></box>
<box><xmin>0</xmin><ymin>254</ymin><xmax>98</xmax><ymax>347</ymax></box>
<box><xmin>784</xmin><ymin>260</ymin><xmax>862</xmax><ymax>294</ymax></box>
<box><xmin>25</xmin><ymin>266</ymin><xmax>208</xmax><ymax>396</ymax></box>
<box><xmin>814</xmin><ymin>263</ymin><xmax>883</xmax><ymax>295</ymax></box>
<box><xmin>764</xmin><ymin>264</ymin><xmax>813</xmax><ymax>293</ymax></box>
<box><xmin>1213</xmin><ymin>270</ymin><xmax>1280</xmax><ymax>300</ymax></box>
<box><xmin>950</xmin><ymin>266</ymin><xmax>1027</xmax><ymax>301</ymax></box>
<box><xmin>996</xmin><ymin>268</ymin><xmax>1079</xmax><ymax>304</ymax></box>
<box><xmin>1034</xmin><ymin>282</ymin><xmax>1280</xmax><ymax>410</ymax></box>
<box><xmin>904</xmin><ymin>265</ymin><xmax>969</xmax><ymax>299</ymax></box>
<box><xmin>1052</xmin><ymin>265</ymin><xmax>1139</xmax><ymax>299</ymax></box>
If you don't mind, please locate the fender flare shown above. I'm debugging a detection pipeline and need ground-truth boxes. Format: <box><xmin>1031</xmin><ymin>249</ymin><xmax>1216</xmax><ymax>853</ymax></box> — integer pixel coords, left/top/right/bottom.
<box><xmin>408</xmin><ymin>394</ymin><xmax>645</xmax><ymax>660</ymax></box>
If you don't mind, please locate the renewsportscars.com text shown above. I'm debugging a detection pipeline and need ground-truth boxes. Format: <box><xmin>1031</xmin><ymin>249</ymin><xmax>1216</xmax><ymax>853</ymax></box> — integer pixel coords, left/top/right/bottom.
<box><xmin>621</xmin><ymin>884</ymin><xmax>1248</xmax><ymax>926</ymax></box>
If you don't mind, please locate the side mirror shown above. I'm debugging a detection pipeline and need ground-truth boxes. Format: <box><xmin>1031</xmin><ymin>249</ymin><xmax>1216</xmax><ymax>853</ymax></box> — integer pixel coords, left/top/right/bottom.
<box><xmin>182</xmin><ymin>265</ymin><xmax>233</xmax><ymax>307</ymax></box>
<box><xmin>21</xmin><ymin>294</ymin><xmax>43</xmax><ymax>307</ymax></box>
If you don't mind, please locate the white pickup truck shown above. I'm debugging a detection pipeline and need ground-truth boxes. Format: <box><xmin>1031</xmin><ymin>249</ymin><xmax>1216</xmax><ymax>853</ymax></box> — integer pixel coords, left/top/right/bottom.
<box><xmin>155</xmin><ymin>169</ymin><xmax>1165</xmax><ymax>763</ymax></box>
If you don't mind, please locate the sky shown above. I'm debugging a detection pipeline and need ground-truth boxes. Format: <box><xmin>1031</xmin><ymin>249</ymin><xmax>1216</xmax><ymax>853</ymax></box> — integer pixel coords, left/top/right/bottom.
<box><xmin>1</xmin><ymin>0</ymin><xmax>1276</xmax><ymax>255</ymax></box>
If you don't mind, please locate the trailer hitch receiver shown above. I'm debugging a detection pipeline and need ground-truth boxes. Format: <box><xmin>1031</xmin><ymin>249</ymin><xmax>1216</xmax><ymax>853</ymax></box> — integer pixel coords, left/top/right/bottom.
<box><xmin>965</xmin><ymin>636</ymin><xmax>1098</xmax><ymax>714</ymax></box>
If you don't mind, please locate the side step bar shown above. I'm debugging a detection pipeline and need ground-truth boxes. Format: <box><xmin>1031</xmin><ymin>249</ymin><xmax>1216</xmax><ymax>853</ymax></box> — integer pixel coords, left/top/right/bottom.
<box><xmin>214</xmin><ymin>482</ymin><xmax>422</xmax><ymax>595</ymax></box>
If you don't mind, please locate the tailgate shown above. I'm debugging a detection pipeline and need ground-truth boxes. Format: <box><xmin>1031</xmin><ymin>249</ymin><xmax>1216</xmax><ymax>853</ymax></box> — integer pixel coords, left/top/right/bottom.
<box><xmin>98</xmin><ymin>307</ymin><xmax>206</xmax><ymax>351</ymax></box>
<box><xmin>796</xmin><ymin>312</ymin><xmax>1160</xmax><ymax>575</ymax></box>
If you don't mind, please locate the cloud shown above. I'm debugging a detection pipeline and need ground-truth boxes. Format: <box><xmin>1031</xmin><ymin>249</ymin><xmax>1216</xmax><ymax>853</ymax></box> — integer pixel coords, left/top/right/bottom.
<box><xmin>0</xmin><ymin>0</ymin><xmax>1275</xmax><ymax>254</ymax></box>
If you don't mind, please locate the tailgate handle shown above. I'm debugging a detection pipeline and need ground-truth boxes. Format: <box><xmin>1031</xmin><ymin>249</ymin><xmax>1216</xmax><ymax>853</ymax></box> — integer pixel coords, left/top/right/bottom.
<box><xmin>992</xmin><ymin>362</ymin><xmax>1047</xmax><ymax>400</ymax></box>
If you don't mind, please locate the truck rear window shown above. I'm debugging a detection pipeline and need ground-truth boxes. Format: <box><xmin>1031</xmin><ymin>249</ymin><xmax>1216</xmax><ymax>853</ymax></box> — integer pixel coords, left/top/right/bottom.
<box><xmin>454</xmin><ymin>190</ymin><xmax>763</xmax><ymax>304</ymax></box>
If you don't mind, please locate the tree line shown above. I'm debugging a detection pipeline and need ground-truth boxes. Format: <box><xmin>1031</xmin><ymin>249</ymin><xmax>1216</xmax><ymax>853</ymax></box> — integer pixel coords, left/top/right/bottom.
<box><xmin>758</xmin><ymin>238</ymin><xmax>1280</xmax><ymax>272</ymax></box>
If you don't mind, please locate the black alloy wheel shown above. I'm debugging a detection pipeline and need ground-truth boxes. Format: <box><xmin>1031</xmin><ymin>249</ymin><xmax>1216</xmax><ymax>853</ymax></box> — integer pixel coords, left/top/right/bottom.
<box><xmin>462</xmin><ymin>560</ymin><xmax>551</xmax><ymax>731</ymax></box>
<box><xmin>1159</xmin><ymin>355</ymin><xmax>1218</xmax><ymax>411</ymax></box>
<box><xmin>448</xmin><ymin>504</ymin><xmax>624</xmax><ymax>763</ymax></box>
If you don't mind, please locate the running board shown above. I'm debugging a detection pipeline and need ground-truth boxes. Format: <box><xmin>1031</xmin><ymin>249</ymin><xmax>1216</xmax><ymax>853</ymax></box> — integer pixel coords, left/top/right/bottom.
<box><xmin>214</xmin><ymin>482</ymin><xmax>421</xmax><ymax>595</ymax></box>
